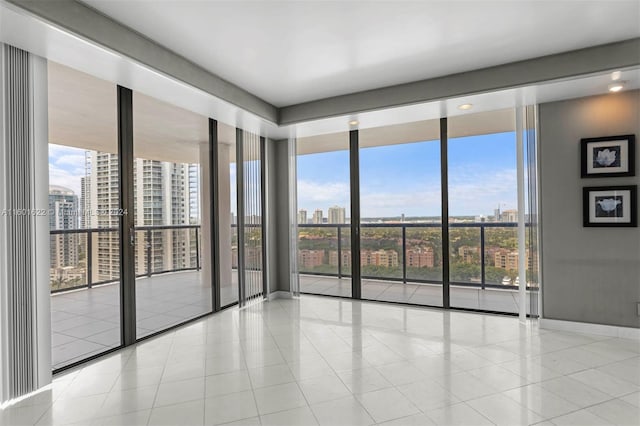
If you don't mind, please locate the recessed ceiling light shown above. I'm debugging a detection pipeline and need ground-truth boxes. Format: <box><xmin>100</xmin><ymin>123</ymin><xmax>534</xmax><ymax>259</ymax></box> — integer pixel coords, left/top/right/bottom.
<box><xmin>609</xmin><ymin>81</ymin><xmax>625</xmax><ymax>92</ymax></box>
<box><xmin>458</xmin><ymin>103</ymin><xmax>473</xmax><ymax>110</ymax></box>
<box><xmin>349</xmin><ymin>120</ymin><xmax>359</xmax><ymax>126</ymax></box>
<box><xmin>611</xmin><ymin>71</ymin><xmax>622</xmax><ymax>81</ymax></box>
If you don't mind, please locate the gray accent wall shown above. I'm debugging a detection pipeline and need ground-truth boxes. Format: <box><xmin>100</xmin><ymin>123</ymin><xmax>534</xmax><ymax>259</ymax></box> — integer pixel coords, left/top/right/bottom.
<box><xmin>265</xmin><ymin>138</ymin><xmax>279</xmax><ymax>294</ymax></box>
<box><xmin>273</xmin><ymin>140</ymin><xmax>292</xmax><ymax>292</ymax></box>
<box><xmin>539</xmin><ymin>90</ymin><xmax>640</xmax><ymax>328</ymax></box>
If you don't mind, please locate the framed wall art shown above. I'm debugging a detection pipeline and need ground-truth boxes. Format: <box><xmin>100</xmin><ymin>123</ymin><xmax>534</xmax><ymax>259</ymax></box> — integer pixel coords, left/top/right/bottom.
<box><xmin>581</xmin><ymin>134</ymin><xmax>635</xmax><ymax>178</ymax></box>
<box><xmin>583</xmin><ymin>185</ymin><xmax>637</xmax><ymax>227</ymax></box>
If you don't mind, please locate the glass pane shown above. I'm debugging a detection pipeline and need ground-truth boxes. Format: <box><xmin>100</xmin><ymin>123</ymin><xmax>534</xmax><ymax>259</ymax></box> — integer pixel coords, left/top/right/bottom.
<box><xmin>297</xmin><ymin>132</ymin><xmax>352</xmax><ymax>297</ymax></box>
<box><xmin>48</xmin><ymin>61</ymin><xmax>121</xmax><ymax>369</ymax></box>
<box><xmin>524</xmin><ymin>109</ymin><xmax>540</xmax><ymax>317</ymax></box>
<box><xmin>133</xmin><ymin>92</ymin><xmax>210</xmax><ymax>338</ymax></box>
<box><xmin>359</xmin><ymin>119</ymin><xmax>442</xmax><ymax>306</ymax></box>
<box><xmin>449</xmin><ymin>226</ymin><xmax>481</xmax><ymax>284</ymax></box>
<box><xmin>447</xmin><ymin>109</ymin><xmax>520</xmax><ymax>313</ymax></box>
<box><xmin>484</xmin><ymin>226</ymin><xmax>518</xmax><ymax>286</ymax></box>
<box><xmin>220</xmin><ymin>124</ymin><xmax>238</xmax><ymax>307</ymax></box>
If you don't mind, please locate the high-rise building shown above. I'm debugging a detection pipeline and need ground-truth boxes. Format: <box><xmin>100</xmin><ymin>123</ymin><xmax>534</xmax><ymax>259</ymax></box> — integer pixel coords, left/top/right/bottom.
<box><xmin>327</xmin><ymin>205</ymin><xmax>346</xmax><ymax>224</ymax></box>
<box><xmin>312</xmin><ymin>209</ymin><xmax>323</xmax><ymax>224</ymax></box>
<box><xmin>49</xmin><ymin>185</ymin><xmax>79</xmax><ymax>270</ymax></box>
<box><xmin>501</xmin><ymin>209</ymin><xmax>518</xmax><ymax>222</ymax></box>
<box><xmin>298</xmin><ymin>209</ymin><xmax>307</xmax><ymax>224</ymax></box>
<box><xmin>493</xmin><ymin>206</ymin><xmax>501</xmax><ymax>222</ymax></box>
<box><xmin>84</xmin><ymin>152</ymin><xmax>197</xmax><ymax>282</ymax></box>
<box><xmin>80</xmin><ymin>176</ymin><xmax>90</xmax><ymax>229</ymax></box>
<box><xmin>86</xmin><ymin>151</ymin><xmax>121</xmax><ymax>282</ymax></box>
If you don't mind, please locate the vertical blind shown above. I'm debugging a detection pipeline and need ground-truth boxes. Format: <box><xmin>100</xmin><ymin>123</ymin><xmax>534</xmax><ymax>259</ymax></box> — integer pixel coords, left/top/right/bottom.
<box><xmin>1</xmin><ymin>44</ymin><xmax>36</xmax><ymax>401</ymax></box>
<box><xmin>236</xmin><ymin>129</ymin><xmax>265</xmax><ymax>307</ymax></box>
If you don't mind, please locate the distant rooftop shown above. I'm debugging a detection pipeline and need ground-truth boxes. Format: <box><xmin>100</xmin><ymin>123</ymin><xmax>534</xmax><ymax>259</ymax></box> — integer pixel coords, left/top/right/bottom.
<box><xmin>49</xmin><ymin>185</ymin><xmax>75</xmax><ymax>196</ymax></box>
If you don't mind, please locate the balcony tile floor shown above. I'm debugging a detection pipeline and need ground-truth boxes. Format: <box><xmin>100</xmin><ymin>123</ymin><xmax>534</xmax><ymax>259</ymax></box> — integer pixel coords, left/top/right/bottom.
<box><xmin>300</xmin><ymin>275</ymin><xmax>532</xmax><ymax>314</ymax></box>
<box><xmin>4</xmin><ymin>296</ymin><xmax>638</xmax><ymax>426</ymax></box>
<box><xmin>50</xmin><ymin>271</ymin><xmax>238</xmax><ymax>370</ymax></box>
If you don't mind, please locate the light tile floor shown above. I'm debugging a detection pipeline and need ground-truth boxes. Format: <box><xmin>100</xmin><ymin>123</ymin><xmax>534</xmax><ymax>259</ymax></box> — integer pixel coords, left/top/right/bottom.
<box><xmin>5</xmin><ymin>296</ymin><xmax>637</xmax><ymax>425</ymax></box>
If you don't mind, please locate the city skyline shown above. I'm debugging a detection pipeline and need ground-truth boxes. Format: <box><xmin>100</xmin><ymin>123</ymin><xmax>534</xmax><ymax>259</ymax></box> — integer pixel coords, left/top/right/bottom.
<box><xmin>49</xmin><ymin>144</ymin><xmax>200</xmax><ymax>285</ymax></box>
<box><xmin>297</xmin><ymin>204</ymin><xmax>520</xmax><ymax>223</ymax></box>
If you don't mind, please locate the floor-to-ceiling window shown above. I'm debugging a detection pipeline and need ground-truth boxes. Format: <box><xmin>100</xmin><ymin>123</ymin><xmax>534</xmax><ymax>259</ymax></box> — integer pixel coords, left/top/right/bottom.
<box><xmin>132</xmin><ymin>92</ymin><xmax>211</xmax><ymax>338</ymax></box>
<box><xmin>47</xmin><ymin>62</ymin><xmax>122</xmax><ymax>369</ymax></box>
<box><xmin>294</xmin><ymin>107</ymin><xmax>539</xmax><ymax>316</ymax></box>
<box><xmin>447</xmin><ymin>109</ymin><xmax>523</xmax><ymax>313</ymax></box>
<box><xmin>358</xmin><ymin>119</ymin><xmax>443</xmax><ymax>306</ymax></box>
<box><xmin>297</xmin><ymin>132</ymin><xmax>352</xmax><ymax>297</ymax></box>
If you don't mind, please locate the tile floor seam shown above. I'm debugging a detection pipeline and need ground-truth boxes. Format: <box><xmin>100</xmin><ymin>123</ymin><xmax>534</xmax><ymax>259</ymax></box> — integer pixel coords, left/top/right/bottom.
<box><xmin>543</xmin><ymin>396</ymin><xmax>620</xmax><ymax>425</ymax></box>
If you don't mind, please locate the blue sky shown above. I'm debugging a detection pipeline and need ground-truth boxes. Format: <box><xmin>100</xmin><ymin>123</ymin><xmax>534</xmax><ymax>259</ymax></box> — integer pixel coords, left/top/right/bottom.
<box><xmin>49</xmin><ymin>144</ymin><xmax>87</xmax><ymax>196</ymax></box>
<box><xmin>51</xmin><ymin>132</ymin><xmax>518</xmax><ymax>218</ymax></box>
<box><xmin>297</xmin><ymin>131</ymin><xmax>517</xmax><ymax>217</ymax></box>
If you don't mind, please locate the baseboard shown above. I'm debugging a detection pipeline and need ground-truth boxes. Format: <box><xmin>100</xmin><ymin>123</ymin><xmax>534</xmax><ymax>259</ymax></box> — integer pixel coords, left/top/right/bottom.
<box><xmin>268</xmin><ymin>290</ymin><xmax>293</xmax><ymax>300</ymax></box>
<box><xmin>539</xmin><ymin>318</ymin><xmax>640</xmax><ymax>340</ymax></box>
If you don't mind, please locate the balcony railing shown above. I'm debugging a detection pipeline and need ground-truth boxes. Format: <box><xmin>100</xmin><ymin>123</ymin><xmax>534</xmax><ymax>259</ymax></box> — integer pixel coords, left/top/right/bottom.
<box><xmin>297</xmin><ymin>222</ymin><xmax>538</xmax><ymax>290</ymax></box>
<box><xmin>49</xmin><ymin>224</ymin><xmax>200</xmax><ymax>293</ymax></box>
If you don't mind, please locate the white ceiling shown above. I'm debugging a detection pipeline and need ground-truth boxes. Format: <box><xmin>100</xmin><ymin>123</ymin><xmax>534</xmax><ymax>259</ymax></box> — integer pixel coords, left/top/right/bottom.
<box><xmin>80</xmin><ymin>0</ymin><xmax>640</xmax><ymax>107</ymax></box>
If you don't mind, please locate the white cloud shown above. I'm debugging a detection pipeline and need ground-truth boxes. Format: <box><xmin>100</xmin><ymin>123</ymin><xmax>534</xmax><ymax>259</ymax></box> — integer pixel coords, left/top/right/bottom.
<box><xmin>298</xmin><ymin>180</ymin><xmax>350</xmax><ymax>205</ymax></box>
<box><xmin>48</xmin><ymin>163</ymin><xmax>83</xmax><ymax>196</ymax></box>
<box><xmin>297</xmin><ymin>166</ymin><xmax>518</xmax><ymax>218</ymax></box>
<box><xmin>448</xmin><ymin>167</ymin><xmax>517</xmax><ymax>213</ymax></box>
<box><xmin>48</xmin><ymin>144</ymin><xmax>87</xmax><ymax>196</ymax></box>
<box><xmin>49</xmin><ymin>144</ymin><xmax>83</xmax><ymax>159</ymax></box>
<box><xmin>361</xmin><ymin>188</ymin><xmax>442</xmax><ymax>217</ymax></box>
<box><xmin>55</xmin><ymin>154</ymin><xmax>86</xmax><ymax>168</ymax></box>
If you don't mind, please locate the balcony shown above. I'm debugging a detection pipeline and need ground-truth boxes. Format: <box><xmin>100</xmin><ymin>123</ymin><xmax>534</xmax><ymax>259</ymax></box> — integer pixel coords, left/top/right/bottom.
<box><xmin>49</xmin><ymin>225</ymin><xmax>216</xmax><ymax>370</ymax></box>
<box><xmin>298</xmin><ymin>223</ymin><xmax>538</xmax><ymax>314</ymax></box>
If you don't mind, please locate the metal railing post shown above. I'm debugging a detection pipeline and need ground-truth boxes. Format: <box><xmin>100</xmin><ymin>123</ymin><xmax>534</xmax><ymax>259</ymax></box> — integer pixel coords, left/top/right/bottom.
<box><xmin>87</xmin><ymin>229</ymin><xmax>93</xmax><ymax>289</ymax></box>
<box><xmin>337</xmin><ymin>225</ymin><xmax>342</xmax><ymax>278</ymax></box>
<box><xmin>402</xmin><ymin>225</ymin><xmax>407</xmax><ymax>284</ymax></box>
<box><xmin>146</xmin><ymin>229</ymin><xmax>152</xmax><ymax>277</ymax></box>
<box><xmin>480</xmin><ymin>225</ymin><xmax>486</xmax><ymax>290</ymax></box>
<box><xmin>195</xmin><ymin>227</ymin><xmax>200</xmax><ymax>270</ymax></box>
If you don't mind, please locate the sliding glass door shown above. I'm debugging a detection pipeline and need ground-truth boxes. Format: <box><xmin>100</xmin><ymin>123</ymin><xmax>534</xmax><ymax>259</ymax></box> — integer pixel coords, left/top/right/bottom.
<box><xmin>47</xmin><ymin>62</ymin><xmax>122</xmax><ymax>370</ymax></box>
<box><xmin>447</xmin><ymin>109</ymin><xmax>521</xmax><ymax>313</ymax></box>
<box><xmin>358</xmin><ymin>119</ymin><xmax>443</xmax><ymax>306</ymax></box>
<box><xmin>296</xmin><ymin>132</ymin><xmax>352</xmax><ymax>298</ymax></box>
<box><xmin>132</xmin><ymin>92</ymin><xmax>211</xmax><ymax>338</ymax></box>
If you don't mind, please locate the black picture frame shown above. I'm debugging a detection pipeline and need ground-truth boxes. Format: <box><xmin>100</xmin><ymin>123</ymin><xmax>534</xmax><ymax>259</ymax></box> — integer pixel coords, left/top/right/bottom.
<box><xmin>581</xmin><ymin>134</ymin><xmax>635</xmax><ymax>178</ymax></box>
<box><xmin>583</xmin><ymin>185</ymin><xmax>637</xmax><ymax>227</ymax></box>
